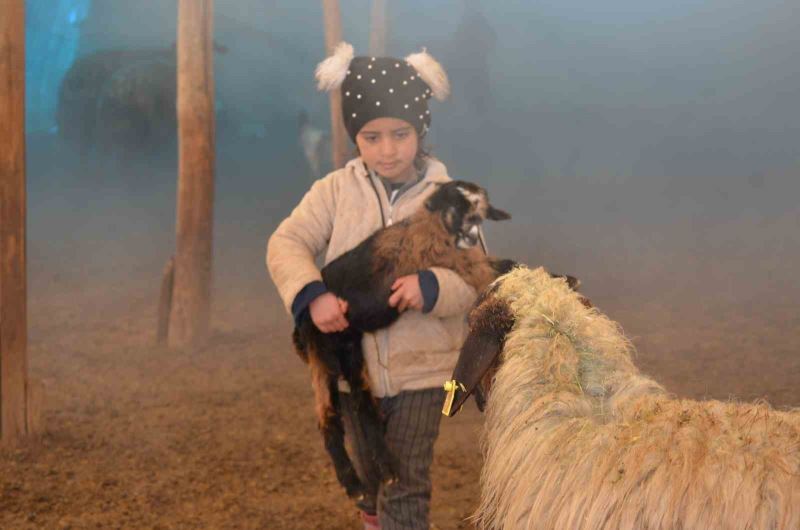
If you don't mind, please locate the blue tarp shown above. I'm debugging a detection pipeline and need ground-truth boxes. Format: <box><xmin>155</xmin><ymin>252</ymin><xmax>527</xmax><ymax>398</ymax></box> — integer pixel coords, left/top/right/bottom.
<box><xmin>26</xmin><ymin>0</ymin><xmax>92</xmax><ymax>133</ymax></box>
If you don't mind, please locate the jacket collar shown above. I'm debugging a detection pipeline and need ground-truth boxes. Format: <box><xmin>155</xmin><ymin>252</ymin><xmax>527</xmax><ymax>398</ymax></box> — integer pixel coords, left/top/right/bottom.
<box><xmin>347</xmin><ymin>156</ymin><xmax>451</xmax><ymax>186</ymax></box>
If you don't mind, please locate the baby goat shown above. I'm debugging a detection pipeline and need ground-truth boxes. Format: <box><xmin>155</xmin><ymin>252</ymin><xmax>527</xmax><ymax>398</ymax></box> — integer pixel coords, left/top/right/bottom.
<box><xmin>293</xmin><ymin>180</ymin><xmax>512</xmax><ymax>502</ymax></box>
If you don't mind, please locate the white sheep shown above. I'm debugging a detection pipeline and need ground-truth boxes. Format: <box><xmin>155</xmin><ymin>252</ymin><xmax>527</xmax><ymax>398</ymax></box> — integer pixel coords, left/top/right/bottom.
<box><xmin>444</xmin><ymin>266</ymin><xmax>800</xmax><ymax>530</ymax></box>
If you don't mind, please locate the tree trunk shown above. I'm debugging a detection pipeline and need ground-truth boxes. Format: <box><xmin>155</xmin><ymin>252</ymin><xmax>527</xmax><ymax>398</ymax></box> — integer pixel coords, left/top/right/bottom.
<box><xmin>0</xmin><ymin>0</ymin><xmax>29</xmax><ymax>445</ymax></box>
<box><xmin>321</xmin><ymin>0</ymin><xmax>350</xmax><ymax>169</ymax></box>
<box><xmin>369</xmin><ymin>0</ymin><xmax>388</xmax><ymax>57</ymax></box>
<box><xmin>170</xmin><ymin>0</ymin><xmax>215</xmax><ymax>349</ymax></box>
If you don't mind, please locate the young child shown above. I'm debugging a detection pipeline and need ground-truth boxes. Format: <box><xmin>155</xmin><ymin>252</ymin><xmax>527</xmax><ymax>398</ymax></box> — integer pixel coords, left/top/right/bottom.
<box><xmin>267</xmin><ymin>42</ymin><xmax>483</xmax><ymax>530</ymax></box>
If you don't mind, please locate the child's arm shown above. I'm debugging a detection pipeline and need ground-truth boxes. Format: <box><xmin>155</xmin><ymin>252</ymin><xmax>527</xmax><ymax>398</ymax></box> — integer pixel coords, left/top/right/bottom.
<box><xmin>266</xmin><ymin>177</ymin><xmax>337</xmax><ymax>316</ymax></box>
<box><xmin>423</xmin><ymin>267</ymin><xmax>479</xmax><ymax>318</ymax></box>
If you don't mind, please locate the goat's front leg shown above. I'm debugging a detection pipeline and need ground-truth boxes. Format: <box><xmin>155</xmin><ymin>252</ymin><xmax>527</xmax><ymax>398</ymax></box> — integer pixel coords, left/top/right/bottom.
<box><xmin>351</xmin><ymin>383</ymin><xmax>397</xmax><ymax>487</ymax></box>
<box><xmin>309</xmin><ymin>352</ymin><xmax>366</xmax><ymax>501</ymax></box>
<box><xmin>339</xmin><ymin>336</ymin><xmax>398</xmax><ymax>487</ymax></box>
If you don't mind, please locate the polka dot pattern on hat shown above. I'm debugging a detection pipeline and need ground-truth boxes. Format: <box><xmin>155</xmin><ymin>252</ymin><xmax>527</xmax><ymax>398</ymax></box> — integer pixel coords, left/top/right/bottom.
<box><xmin>340</xmin><ymin>56</ymin><xmax>435</xmax><ymax>141</ymax></box>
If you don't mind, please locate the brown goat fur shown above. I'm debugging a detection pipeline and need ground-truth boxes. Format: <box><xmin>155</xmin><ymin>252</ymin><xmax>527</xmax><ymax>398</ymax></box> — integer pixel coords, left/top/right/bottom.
<box><xmin>371</xmin><ymin>206</ymin><xmax>500</xmax><ymax>294</ymax></box>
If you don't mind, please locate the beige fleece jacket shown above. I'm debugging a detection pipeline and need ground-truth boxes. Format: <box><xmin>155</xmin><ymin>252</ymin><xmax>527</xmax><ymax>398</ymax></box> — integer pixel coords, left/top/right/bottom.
<box><xmin>266</xmin><ymin>157</ymin><xmax>479</xmax><ymax>397</ymax></box>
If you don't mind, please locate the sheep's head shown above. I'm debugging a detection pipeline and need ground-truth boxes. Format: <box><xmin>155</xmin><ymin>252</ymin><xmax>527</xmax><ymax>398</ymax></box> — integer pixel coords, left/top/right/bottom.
<box><xmin>424</xmin><ymin>181</ymin><xmax>511</xmax><ymax>249</ymax></box>
<box><xmin>442</xmin><ymin>268</ymin><xmax>589</xmax><ymax>417</ymax></box>
<box><xmin>442</xmin><ymin>281</ymin><xmax>515</xmax><ymax>417</ymax></box>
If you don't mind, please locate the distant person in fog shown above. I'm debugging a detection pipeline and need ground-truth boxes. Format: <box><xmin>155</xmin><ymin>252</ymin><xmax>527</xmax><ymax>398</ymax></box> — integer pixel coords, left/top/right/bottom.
<box><xmin>449</xmin><ymin>0</ymin><xmax>496</xmax><ymax>119</ymax></box>
<box><xmin>297</xmin><ymin>110</ymin><xmax>329</xmax><ymax>181</ymax></box>
<box><xmin>442</xmin><ymin>0</ymin><xmax>497</xmax><ymax>178</ymax></box>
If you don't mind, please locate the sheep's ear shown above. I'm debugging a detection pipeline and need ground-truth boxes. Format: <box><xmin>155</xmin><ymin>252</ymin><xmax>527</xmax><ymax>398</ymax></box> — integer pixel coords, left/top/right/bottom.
<box><xmin>491</xmin><ymin>258</ymin><xmax>518</xmax><ymax>276</ymax></box>
<box><xmin>487</xmin><ymin>205</ymin><xmax>511</xmax><ymax>221</ymax></box>
<box><xmin>445</xmin><ymin>291</ymin><xmax>515</xmax><ymax>417</ymax></box>
<box><xmin>447</xmin><ymin>331</ymin><xmax>504</xmax><ymax>416</ymax></box>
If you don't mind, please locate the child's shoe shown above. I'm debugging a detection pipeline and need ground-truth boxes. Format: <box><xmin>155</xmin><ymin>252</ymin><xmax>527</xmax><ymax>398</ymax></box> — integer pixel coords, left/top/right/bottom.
<box><xmin>360</xmin><ymin>510</ymin><xmax>380</xmax><ymax>530</ymax></box>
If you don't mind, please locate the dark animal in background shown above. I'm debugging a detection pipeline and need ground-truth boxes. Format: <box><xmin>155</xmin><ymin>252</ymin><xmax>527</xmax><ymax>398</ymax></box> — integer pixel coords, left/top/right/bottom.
<box><xmin>56</xmin><ymin>42</ymin><xmax>228</xmax><ymax>169</ymax></box>
<box><xmin>93</xmin><ymin>56</ymin><xmax>177</xmax><ymax>165</ymax></box>
<box><xmin>56</xmin><ymin>47</ymin><xmax>171</xmax><ymax>164</ymax></box>
<box><xmin>292</xmin><ymin>180</ymin><xmax>514</xmax><ymax>501</ymax></box>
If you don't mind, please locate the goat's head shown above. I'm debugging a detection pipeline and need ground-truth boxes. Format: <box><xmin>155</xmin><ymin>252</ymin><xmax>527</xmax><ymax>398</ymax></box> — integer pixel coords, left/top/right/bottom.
<box><xmin>442</xmin><ymin>268</ymin><xmax>589</xmax><ymax>417</ymax></box>
<box><xmin>424</xmin><ymin>181</ymin><xmax>511</xmax><ymax>249</ymax></box>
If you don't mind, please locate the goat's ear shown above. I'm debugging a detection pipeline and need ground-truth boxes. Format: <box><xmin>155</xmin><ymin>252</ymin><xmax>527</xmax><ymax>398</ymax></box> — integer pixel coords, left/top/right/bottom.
<box><xmin>487</xmin><ymin>205</ymin><xmax>511</xmax><ymax>221</ymax></box>
<box><xmin>443</xmin><ymin>206</ymin><xmax>457</xmax><ymax>230</ymax></box>
<box><xmin>424</xmin><ymin>184</ymin><xmax>446</xmax><ymax>212</ymax></box>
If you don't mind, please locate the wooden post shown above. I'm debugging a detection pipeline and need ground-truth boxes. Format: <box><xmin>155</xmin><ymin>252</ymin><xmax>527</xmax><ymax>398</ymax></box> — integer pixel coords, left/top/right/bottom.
<box><xmin>321</xmin><ymin>0</ymin><xmax>350</xmax><ymax>169</ymax></box>
<box><xmin>0</xmin><ymin>0</ymin><xmax>29</xmax><ymax>445</ymax></box>
<box><xmin>368</xmin><ymin>0</ymin><xmax>387</xmax><ymax>57</ymax></box>
<box><xmin>156</xmin><ymin>256</ymin><xmax>175</xmax><ymax>345</ymax></box>
<box><xmin>170</xmin><ymin>0</ymin><xmax>215</xmax><ymax>348</ymax></box>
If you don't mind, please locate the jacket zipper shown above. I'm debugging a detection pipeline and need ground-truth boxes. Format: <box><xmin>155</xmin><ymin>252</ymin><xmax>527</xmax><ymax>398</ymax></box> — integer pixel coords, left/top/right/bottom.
<box><xmin>367</xmin><ymin>171</ymin><xmax>393</xmax><ymax>395</ymax></box>
<box><xmin>366</xmin><ymin>169</ymin><xmax>433</xmax><ymax>396</ymax></box>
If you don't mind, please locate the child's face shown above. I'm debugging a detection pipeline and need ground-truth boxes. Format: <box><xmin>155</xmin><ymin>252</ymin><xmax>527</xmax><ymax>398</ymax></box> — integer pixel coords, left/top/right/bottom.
<box><xmin>356</xmin><ymin>117</ymin><xmax>419</xmax><ymax>182</ymax></box>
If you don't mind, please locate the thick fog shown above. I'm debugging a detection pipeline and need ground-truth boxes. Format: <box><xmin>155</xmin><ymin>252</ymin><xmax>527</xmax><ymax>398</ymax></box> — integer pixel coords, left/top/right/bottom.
<box><xmin>26</xmin><ymin>0</ymin><xmax>800</xmax><ymax>319</ymax></box>
<box><xmin>9</xmin><ymin>4</ymin><xmax>799</xmax><ymax>526</ymax></box>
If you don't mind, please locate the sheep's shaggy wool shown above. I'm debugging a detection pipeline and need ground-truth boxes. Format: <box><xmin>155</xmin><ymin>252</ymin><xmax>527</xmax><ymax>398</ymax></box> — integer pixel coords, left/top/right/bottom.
<box><xmin>477</xmin><ymin>267</ymin><xmax>800</xmax><ymax>530</ymax></box>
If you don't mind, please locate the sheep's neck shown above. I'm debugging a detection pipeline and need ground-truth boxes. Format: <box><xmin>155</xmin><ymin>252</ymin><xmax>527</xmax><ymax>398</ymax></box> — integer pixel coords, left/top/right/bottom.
<box><xmin>493</xmin><ymin>269</ymin><xmax>667</xmax><ymax>424</ymax></box>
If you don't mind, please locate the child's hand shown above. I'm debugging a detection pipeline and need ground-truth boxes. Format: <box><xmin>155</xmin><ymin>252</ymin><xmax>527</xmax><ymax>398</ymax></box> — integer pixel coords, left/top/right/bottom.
<box><xmin>388</xmin><ymin>274</ymin><xmax>424</xmax><ymax>313</ymax></box>
<box><xmin>310</xmin><ymin>293</ymin><xmax>349</xmax><ymax>333</ymax></box>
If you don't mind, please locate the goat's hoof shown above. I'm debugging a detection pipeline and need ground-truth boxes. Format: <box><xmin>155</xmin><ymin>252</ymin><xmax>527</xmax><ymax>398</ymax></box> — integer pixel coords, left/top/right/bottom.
<box><xmin>345</xmin><ymin>483</ymin><xmax>367</xmax><ymax>502</ymax></box>
<box><xmin>375</xmin><ymin>458</ymin><xmax>397</xmax><ymax>488</ymax></box>
<box><xmin>342</xmin><ymin>472</ymin><xmax>367</xmax><ymax>501</ymax></box>
<box><xmin>380</xmin><ymin>472</ymin><xmax>399</xmax><ymax>488</ymax></box>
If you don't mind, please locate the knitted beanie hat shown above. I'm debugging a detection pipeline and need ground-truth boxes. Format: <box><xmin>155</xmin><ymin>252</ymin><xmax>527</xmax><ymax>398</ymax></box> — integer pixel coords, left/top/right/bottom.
<box><xmin>315</xmin><ymin>42</ymin><xmax>450</xmax><ymax>141</ymax></box>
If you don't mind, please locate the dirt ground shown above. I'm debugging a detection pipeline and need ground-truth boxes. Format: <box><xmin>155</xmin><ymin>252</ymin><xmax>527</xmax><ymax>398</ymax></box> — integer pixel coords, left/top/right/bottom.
<box><xmin>2</xmin><ymin>229</ymin><xmax>799</xmax><ymax>529</ymax></box>
<box><xmin>0</xmin><ymin>265</ymin><xmax>486</xmax><ymax>530</ymax></box>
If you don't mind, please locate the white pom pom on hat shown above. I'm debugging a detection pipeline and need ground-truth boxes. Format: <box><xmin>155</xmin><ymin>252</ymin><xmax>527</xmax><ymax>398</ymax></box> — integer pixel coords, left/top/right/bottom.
<box><xmin>314</xmin><ymin>42</ymin><xmax>450</xmax><ymax>102</ymax></box>
<box><xmin>315</xmin><ymin>42</ymin><xmax>450</xmax><ymax>140</ymax></box>
<box><xmin>405</xmin><ymin>47</ymin><xmax>450</xmax><ymax>102</ymax></box>
<box><xmin>315</xmin><ymin>42</ymin><xmax>355</xmax><ymax>91</ymax></box>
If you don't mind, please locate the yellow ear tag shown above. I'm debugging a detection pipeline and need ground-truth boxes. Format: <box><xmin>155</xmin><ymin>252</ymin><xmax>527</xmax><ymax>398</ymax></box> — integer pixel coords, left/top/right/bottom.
<box><xmin>442</xmin><ymin>380</ymin><xmax>466</xmax><ymax>417</ymax></box>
